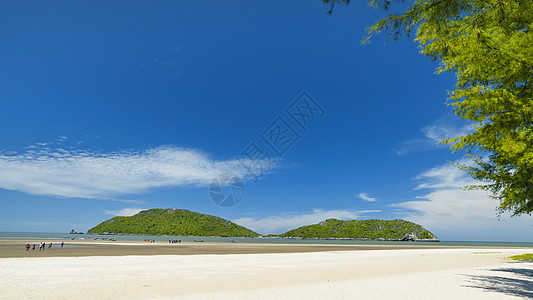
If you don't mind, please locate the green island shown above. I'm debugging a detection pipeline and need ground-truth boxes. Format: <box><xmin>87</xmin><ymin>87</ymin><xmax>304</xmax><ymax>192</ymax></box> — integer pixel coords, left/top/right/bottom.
<box><xmin>88</xmin><ymin>208</ymin><xmax>439</xmax><ymax>241</ymax></box>
<box><xmin>277</xmin><ymin>218</ymin><xmax>438</xmax><ymax>241</ymax></box>
<box><xmin>88</xmin><ymin>208</ymin><xmax>259</xmax><ymax>237</ymax></box>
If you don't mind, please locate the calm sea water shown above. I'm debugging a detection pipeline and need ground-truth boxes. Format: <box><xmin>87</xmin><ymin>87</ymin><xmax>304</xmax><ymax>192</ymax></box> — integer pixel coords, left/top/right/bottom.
<box><xmin>2</xmin><ymin>232</ymin><xmax>533</xmax><ymax>248</ymax></box>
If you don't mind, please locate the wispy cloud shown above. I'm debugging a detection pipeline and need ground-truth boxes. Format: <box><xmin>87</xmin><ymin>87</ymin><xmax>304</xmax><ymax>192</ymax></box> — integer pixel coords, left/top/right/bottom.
<box><xmin>0</xmin><ymin>144</ymin><xmax>272</xmax><ymax>200</ymax></box>
<box><xmin>413</xmin><ymin>161</ymin><xmax>476</xmax><ymax>190</ymax></box>
<box><xmin>233</xmin><ymin>209</ymin><xmax>362</xmax><ymax>234</ymax></box>
<box><xmin>357</xmin><ymin>192</ymin><xmax>377</xmax><ymax>202</ymax></box>
<box><xmin>103</xmin><ymin>207</ymin><xmax>146</xmax><ymax>217</ymax></box>
<box><xmin>111</xmin><ymin>199</ymin><xmax>147</xmax><ymax>204</ymax></box>
<box><xmin>396</xmin><ymin>117</ymin><xmax>474</xmax><ymax>155</ymax></box>
<box><xmin>357</xmin><ymin>209</ymin><xmax>382</xmax><ymax>213</ymax></box>
<box><xmin>394</xmin><ymin>160</ymin><xmax>533</xmax><ymax>241</ymax></box>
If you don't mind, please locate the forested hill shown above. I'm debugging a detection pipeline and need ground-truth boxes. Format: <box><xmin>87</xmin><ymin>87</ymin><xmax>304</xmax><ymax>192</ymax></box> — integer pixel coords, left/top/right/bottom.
<box><xmin>278</xmin><ymin>219</ymin><xmax>438</xmax><ymax>241</ymax></box>
<box><xmin>87</xmin><ymin>208</ymin><xmax>259</xmax><ymax>237</ymax></box>
<box><xmin>88</xmin><ymin>209</ymin><xmax>438</xmax><ymax>241</ymax></box>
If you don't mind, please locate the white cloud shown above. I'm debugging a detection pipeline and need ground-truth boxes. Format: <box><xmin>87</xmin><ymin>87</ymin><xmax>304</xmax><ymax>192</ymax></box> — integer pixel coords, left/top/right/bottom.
<box><xmin>357</xmin><ymin>210</ymin><xmax>382</xmax><ymax>213</ymax></box>
<box><xmin>396</xmin><ymin>117</ymin><xmax>474</xmax><ymax>155</ymax></box>
<box><xmin>422</xmin><ymin>123</ymin><xmax>474</xmax><ymax>141</ymax></box>
<box><xmin>394</xmin><ymin>160</ymin><xmax>533</xmax><ymax>242</ymax></box>
<box><xmin>112</xmin><ymin>199</ymin><xmax>146</xmax><ymax>204</ymax></box>
<box><xmin>0</xmin><ymin>145</ymin><xmax>272</xmax><ymax>199</ymax></box>
<box><xmin>233</xmin><ymin>209</ymin><xmax>361</xmax><ymax>234</ymax></box>
<box><xmin>357</xmin><ymin>192</ymin><xmax>377</xmax><ymax>202</ymax></box>
<box><xmin>414</xmin><ymin>162</ymin><xmax>476</xmax><ymax>190</ymax></box>
<box><xmin>103</xmin><ymin>208</ymin><xmax>146</xmax><ymax>217</ymax></box>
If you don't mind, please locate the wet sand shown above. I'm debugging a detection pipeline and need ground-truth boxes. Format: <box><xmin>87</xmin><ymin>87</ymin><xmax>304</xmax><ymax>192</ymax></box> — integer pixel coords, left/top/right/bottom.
<box><xmin>0</xmin><ymin>239</ymin><xmax>475</xmax><ymax>258</ymax></box>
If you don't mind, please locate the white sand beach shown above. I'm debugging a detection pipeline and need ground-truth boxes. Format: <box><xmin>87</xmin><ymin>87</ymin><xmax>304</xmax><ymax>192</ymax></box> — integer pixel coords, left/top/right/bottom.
<box><xmin>1</xmin><ymin>248</ymin><xmax>532</xmax><ymax>299</ymax></box>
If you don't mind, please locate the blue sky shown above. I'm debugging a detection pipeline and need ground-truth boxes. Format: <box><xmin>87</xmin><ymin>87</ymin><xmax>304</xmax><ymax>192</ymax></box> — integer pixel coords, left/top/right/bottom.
<box><xmin>1</xmin><ymin>1</ymin><xmax>531</xmax><ymax>241</ymax></box>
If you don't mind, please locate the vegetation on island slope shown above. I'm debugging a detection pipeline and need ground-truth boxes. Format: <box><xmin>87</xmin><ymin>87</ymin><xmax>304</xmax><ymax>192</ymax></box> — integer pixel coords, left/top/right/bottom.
<box><xmin>278</xmin><ymin>218</ymin><xmax>438</xmax><ymax>240</ymax></box>
<box><xmin>87</xmin><ymin>208</ymin><xmax>259</xmax><ymax>237</ymax></box>
<box><xmin>88</xmin><ymin>208</ymin><xmax>438</xmax><ymax>241</ymax></box>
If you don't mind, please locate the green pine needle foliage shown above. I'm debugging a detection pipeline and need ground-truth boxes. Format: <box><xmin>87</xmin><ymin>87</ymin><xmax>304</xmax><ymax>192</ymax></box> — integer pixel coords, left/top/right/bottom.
<box><xmin>324</xmin><ymin>0</ymin><xmax>533</xmax><ymax>216</ymax></box>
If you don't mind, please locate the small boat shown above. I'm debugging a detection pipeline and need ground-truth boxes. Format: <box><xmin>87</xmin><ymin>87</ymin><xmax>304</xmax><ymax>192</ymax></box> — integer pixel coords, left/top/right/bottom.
<box><xmin>228</xmin><ymin>240</ymin><xmax>238</xmax><ymax>243</ymax></box>
<box><xmin>193</xmin><ymin>240</ymin><xmax>204</xmax><ymax>242</ymax></box>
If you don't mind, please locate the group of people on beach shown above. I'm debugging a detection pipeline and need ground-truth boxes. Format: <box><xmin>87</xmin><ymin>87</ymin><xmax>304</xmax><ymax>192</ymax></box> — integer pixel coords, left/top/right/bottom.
<box><xmin>169</xmin><ymin>239</ymin><xmax>181</xmax><ymax>244</ymax></box>
<box><xmin>25</xmin><ymin>241</ymin><xmax>64</xmax><ymax>251</ymax></box>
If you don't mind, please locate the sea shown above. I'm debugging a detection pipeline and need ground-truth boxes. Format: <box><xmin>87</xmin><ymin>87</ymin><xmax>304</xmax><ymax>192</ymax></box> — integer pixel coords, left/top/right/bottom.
<box><xmin>2</xmin><ymin>232</ymin><xmax>533</xmax><ymax>248</ymax></box>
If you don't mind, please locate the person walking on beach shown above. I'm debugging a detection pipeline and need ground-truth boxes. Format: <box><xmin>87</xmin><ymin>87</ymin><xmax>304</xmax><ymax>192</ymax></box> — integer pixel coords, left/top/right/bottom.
<box><xmin>48</xmin><ymin>243</ymin><xmax>52</xmax><ymax>250</ymax></box>
<box><xmin>32</xmin><ymin>244</ymin><xmax>36</xmax><ymax>251</ymax></box>
<box><xmin>25</xmin><ymin>243</ymin><xmax>30</xmax><ymax>251</ymax></box>
<box><xmin>61</xmin><ymin>241</ymin><xmax>64</xmax><ymax>248</ymax></box>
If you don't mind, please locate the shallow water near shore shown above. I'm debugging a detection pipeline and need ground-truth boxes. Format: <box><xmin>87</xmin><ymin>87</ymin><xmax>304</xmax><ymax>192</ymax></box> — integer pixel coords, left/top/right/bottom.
<box><xmin>2</xmin><ymin>231</ymin><xmax>533</xmax><ymax>248</ymax></box>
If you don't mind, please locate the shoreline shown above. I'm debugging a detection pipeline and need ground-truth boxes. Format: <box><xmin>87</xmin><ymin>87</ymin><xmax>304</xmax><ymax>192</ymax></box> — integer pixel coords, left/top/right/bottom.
<box><xmin>4</xmin><ymin>232</ymin><xmax>532</xmax><ymax>245</ymax></box>
<box><xmin>1</xmin><ymin>239</ymin><xmax>530</xmax><ymax>258</ymax></box>
<box><xmin>84</xmin><ymin>232</ymin><xmax>440</xmax><ymax>242</ymax></box>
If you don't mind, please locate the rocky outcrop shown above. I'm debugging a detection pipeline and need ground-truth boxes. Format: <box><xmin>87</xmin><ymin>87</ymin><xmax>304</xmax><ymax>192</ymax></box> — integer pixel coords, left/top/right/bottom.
<box><xmin>401</xmin><ymin>232</ymin><xmax>439</xmax><ymax>242</ymax></box>
<box><xmin>401</xmin><ymin>232</ymin><xmax>418</xmax><ymax>241</ymax></box>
